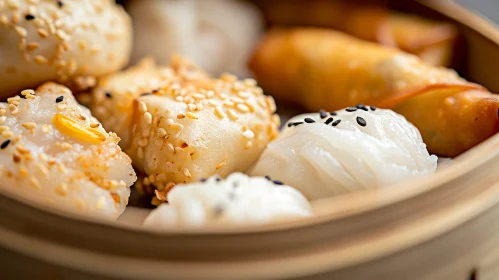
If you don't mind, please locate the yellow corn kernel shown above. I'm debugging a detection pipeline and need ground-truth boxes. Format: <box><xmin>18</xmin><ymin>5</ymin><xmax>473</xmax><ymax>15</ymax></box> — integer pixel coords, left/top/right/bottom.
<box><xmin>52</xmin><ymin>114</ymin><xmax>106</xmax><ymax>144</ymax></box>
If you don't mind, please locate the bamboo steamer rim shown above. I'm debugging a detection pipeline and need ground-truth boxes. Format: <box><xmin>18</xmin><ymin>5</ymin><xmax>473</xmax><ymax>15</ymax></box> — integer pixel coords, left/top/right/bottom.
<box><xmin>2</xmin><ymin>1</ymin><xmax>499</xmax><ymax>278</ymax></box>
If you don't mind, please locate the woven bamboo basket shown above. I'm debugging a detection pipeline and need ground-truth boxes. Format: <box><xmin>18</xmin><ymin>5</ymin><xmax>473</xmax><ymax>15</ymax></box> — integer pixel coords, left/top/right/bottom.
<box><xmin>2</xmin><ymin>1</ymin><xmax>499</xmax><ymax>279</ymax></box>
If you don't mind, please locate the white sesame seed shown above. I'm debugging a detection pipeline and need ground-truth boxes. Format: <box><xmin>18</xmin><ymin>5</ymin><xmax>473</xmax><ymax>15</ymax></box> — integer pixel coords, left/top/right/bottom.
<box><xmin>157</xmin><ymin>128</ymin><xmax>167</xmax><ymax>138</ymax></box>
<box><xmin>243</xmin><ymin>130</ymin><xmax>255</xmax><ymax>139</ymax></box>
<box><xmin>185</xmin><ymin>112</ymin><xmax>198</xmax><ymax>120</ymax></box>
<box><xmin>138</xmin><ymin>101</ymin><xmax>147</xmax><ymax>113</ymax></box>
<box><xmin>227</xmin><ymin>109</ymin><xmax>239</xmax><ymax>120</ymax></box>
<box><xmin>21</xmin><ymin>89</ymin><xmax>35</xmax><ymax>96</ymax></box>
<box><xmin>55</xmin><ymin>183</ymin><xmax>68</xmax><ymax>196</ymax></box>
<box><xmin>169</xmin><ymin>123</ymin><xmax>183</xmax><ymax>131</ymax></box>
<box><xmin>182</xmin><ymin>168</ymin><xmax>191</xmax><ymax>178</ymax></box>
<box><xmin>214</xmin><ymin>107</ymin><xmax>225</xmax><ymax>119</ymax></box>
<box><xmin>41</xmin><ymin>124</ymin><xmax>51</xmax><ymax>133</ymax></box>
<box><xmin>144</xmin><ymin>112</ymin><xmax>152</xmax><ymax>124</ymax></box>
<box><xmin>14</xmin><ymin>26</ymin><xmax>27</xmax><ymax>37</ymax></box>
<box><xmin>22</xmin><ymin>122</ymin><xmax>36</xmax><ymax>129</ymax></box>
<box><xmin>244</xmin><ymin>141</ymin><xmax>253</xmax><ymax>150</ymax></box>
<box><xmin>236</xmin><ymin>104</ymin><xmax>250</xmax><ymax>113</ymax></box>
<box><xmin>26</xmin><ymin>42</ymin><xmax>40</xmax><ymax>51</ymax></box>
<box><xmin>34</xmin><ymin>55</ymin><xmax>48</xmax><ymax>64</ymax></box>
<box><xmin>208</xmin><ymin>100</ymin><xmax>220</xmax><ymax>107</ymax></box>
<box><xmin>166</xmin><ymin>142</ymin><xmax>175</xmax><ymax>152</ymax></box>
<box><xmin>216</xmin><ymin>160</ymin><xmax>226</xmax><ymax>170</ymax></box>
<box><xmin>8</xmin><ymin>104</ymin><xmax>18</xmax><ymax>114</ymax></box>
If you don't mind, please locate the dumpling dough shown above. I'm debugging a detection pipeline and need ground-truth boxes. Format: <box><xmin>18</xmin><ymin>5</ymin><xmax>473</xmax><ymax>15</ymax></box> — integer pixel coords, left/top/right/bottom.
<box><xmin>0</xmin><ymin>83</ymin><xmax>136</xmax><ymax>219</ymax></box>
<box><xmin>249</xmin><ymin>106</ymin><xmax>438</xmax><ymax>200</ymax></box>
<box><xmin>143</xmin><ymin>173</ymin><xmax>313</xmax><ymax>228</ymax></box>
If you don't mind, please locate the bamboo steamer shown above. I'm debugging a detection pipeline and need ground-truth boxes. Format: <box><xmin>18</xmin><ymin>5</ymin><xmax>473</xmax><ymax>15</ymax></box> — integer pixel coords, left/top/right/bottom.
<box><xmin>2</xmin><ymin>1</ymin><xmax>499</xmax><ymax>279</ymax></box>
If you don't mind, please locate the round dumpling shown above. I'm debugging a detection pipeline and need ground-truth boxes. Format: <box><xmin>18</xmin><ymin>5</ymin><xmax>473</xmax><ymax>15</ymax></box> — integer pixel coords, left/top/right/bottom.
<box><xmin>0</xmin><ymin>82</ymin><xmax>136</xmax><ymax>219</ymax></box>
<box><xmin>0</xmin><ymin>0</ymin><xmax>132</xmax><ymax>95</ymax></box>
<box><xmin>249</xmin><ymin>106</ymin><xmax>438</xmax><ymax>200</ymax></box>
<box><xmin>143</xmin><ymin>173</ymin><xmax>313</xmax><ymax>228</ymax></box>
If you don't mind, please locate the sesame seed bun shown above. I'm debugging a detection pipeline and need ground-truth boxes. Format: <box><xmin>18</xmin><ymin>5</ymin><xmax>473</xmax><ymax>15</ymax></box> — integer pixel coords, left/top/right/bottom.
<box><xmin>0</xmin><ymin>0</ymin><xmax>132</xmax><ymax>96</ymax></box>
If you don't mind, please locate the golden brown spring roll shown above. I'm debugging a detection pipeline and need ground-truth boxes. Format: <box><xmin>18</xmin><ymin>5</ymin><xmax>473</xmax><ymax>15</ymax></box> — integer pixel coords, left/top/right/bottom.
<box><xmin>249</xmin><ymin>28</ymin><xmax>499</xmax><ymax>157</ymax></box>
<box><xmin>256</xmin><ymin>0</ymin><xmax>456</xmax><ymax>66</ymax></box>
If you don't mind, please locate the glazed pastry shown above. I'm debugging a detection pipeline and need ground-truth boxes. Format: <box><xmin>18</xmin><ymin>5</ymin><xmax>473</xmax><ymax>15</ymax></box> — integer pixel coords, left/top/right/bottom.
<box><xmin>143</xmin><ymin>173</ymin><xmax>312</xmax><ymax>228</ymax></box>
<box><xmin>0</xmin><ymin>0</ymin><xmax>132</xmax><ymax>94</ymax></box>
<box><xmin>91</xmin><ymin>56</ymin><xmax>279</xmax><ymax>196</ymax></box>
<box><xmin>249</xmin><ymin>28</ymin><xmax>499</xmax><ymax>157</ymax></box>
<box><xmin>255</xmin><ymin>0</ymin><xmax>456</xmax><ymax>66</ymax></box>
<box><xmin>0</xmin><ymin>83</ymin><xmax>136</xmax><ymax>219</ymax></box>
<box><xmin>126</xmin><ymin>0</ymin><xmax>263</xmax><ymax>77</ymax></box>
<box><xmin>249</xmin><ymin>107</ymin><xmax>438</xmax><ymax>200</ymax></box>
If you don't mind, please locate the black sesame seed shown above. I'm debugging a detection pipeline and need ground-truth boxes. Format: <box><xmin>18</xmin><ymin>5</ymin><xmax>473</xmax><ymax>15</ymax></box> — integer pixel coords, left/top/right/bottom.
<box><xmin>265</xmin><ymin>175</ymin><xmax>271</xmax><ymax>181</ymax></box>
<box><xmin>324</xmin><ymin>117</ymin><xmax>334</xmax><ymax>125</ymax></box>
<box><xmin>356</xmin><ymin>116</ymin><xmax>367</xmax><ymax>127</ymax></box>
<box><xmin>25</xmin><ymin>14</ymin><xmax>35</xmax><ymax>20</ymax></box>
<box><xmin>141</xmin><ymin>92</ymin><xmax>151</xmax><ymax>96</ymax></box>
<box><xmin>331</xmin><ymin>119</ymin><xmax>341</xmax><ymax>126</ymax></box>
<box><xmin>287</xmin><ymin>122</ymin><xmax>294</xmax><ymax>128</ymax></box>
<box><xmin>273</xmin><ymin>180</ymin><xmax>284</xmax><ymax>185</ymax></box>
<box><xmin>215</xmin><ymin>177</ymin><xmax>221</xmax><ymax>182</ymax></box>
<box><xmin>319</xmin><ymin>110</ymin><xmax>327</xmax><ymax>119</ymax></box>
<box><xmin>105</xmin><ymin>92</ymin><xmax>112</xmax><ymax>98</ymax></box>
<box><xmin>292</xmin><ymin>122</ymin><xmax>303</xmax><ymax>126</ymax></box>
<box><xmin>1</xmin><ymin>140</ymin><xmax>10</xmax><ymax>149</ymax></box>
<box><xmin>346</xmin><ymin>107</ymin><xmax>357</xmax><ymax>112</ymax></box>
<box><xmin>357</xmin><ymin>105</ymin><xmax>368</xmax><ymax>111</ymax></box>
<box><xmin>57</xmin><ymin>1</ymin><xmax>64</xmax><ymax>8</ymax></box>
<box><xmin>304</xmin><ymin>118</ymin><xmax>315</xmax><ymax>123</ymax></box>
<box><xmin>370</xmin><ymin>106</ymin><xmax>377</xmax><ymax>111</ymax></box>
<box><xmin>55</xmin><ymin>96</ymin><xmax>64</xmax><ymax>103</ymax></box>
<box><xmin>330</xmin><ymin>111</ymin><xmax>337</xmax><ymax>116</ymax></box>
<box><xmin>200</xmin><ymin>178</ymin><xmax>207</xmax><ymax>182</ymax></box>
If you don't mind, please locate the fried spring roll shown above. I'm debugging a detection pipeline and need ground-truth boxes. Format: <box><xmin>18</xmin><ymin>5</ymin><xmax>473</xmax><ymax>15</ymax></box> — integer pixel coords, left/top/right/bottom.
<box><xmin>257</xmin><ymin>0</ymin><xmax>456</xmax><ymax>66</ymax></box>
<box><xmin>249</xmin><ymin>28</ymin><xmax>499</xmax><ymax>157</ymax></box>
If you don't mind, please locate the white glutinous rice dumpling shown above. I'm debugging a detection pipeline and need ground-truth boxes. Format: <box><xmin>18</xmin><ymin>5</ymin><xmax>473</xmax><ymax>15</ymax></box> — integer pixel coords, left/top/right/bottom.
<box><xmin>0</xmin><ymin>83</ymin><xmax>136</xmax><ymax>219</ymax></box>
<box><xmin>249</xmin><ymin>106</ymin><xmax>438</xmax><ymax>200</ymax></box>
<box><xmin>143</xmin><ymin>173</ymin><xmax>313</xmax><ymax>229</ymax></box>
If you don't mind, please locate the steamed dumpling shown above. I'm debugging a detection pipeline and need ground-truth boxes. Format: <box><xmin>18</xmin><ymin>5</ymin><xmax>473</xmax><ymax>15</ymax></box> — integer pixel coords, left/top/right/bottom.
<box><xmin>249</xmin><ymin>106</ymin><xmax>438</xmax><ymax>200</ymax></box>
<box><xmin>126</xmin><ymin>0</ymin><xmax>263</xmax><ymax>77</ymax></box>
<box><xmin>143</xmin><ymin>173</ymin><xmax>313</xmax><ymax>228</ymax></box>
<box><xmin>0</xmin><ymin>83</ymin><xmax>136</xmax><ymax>219</ymax></box>
<box><xmin>91</xmin><ymin>56</ymin><xmax>280</xmax><ymax>198</ymax></box>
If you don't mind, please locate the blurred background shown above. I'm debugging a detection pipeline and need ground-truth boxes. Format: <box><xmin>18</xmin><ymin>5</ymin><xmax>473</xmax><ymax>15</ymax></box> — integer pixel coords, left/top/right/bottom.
<box><xmin>457</xmin><ymin>0</ymin><xmax>499</xmax><ymax>23</ymax></box>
